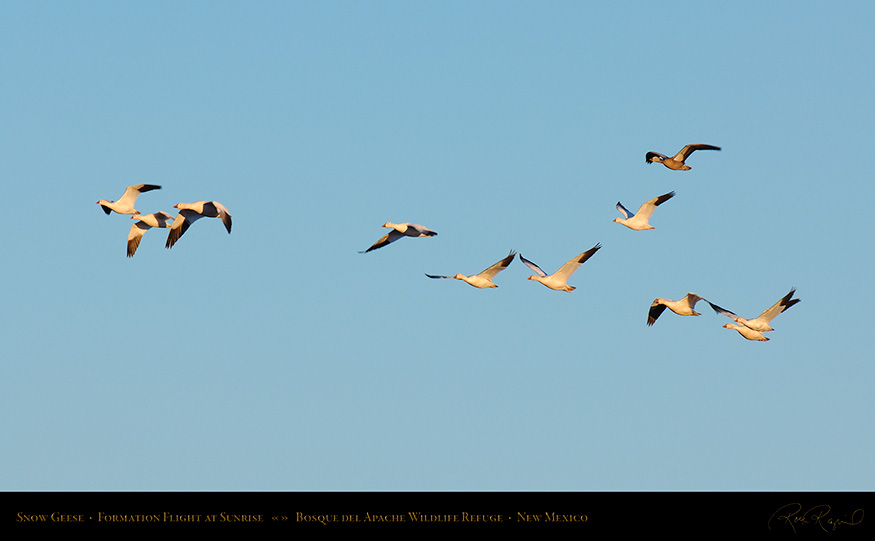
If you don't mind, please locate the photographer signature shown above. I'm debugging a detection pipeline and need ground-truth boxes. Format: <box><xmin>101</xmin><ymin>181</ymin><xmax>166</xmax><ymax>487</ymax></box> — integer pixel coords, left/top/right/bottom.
<box><xmin>768</xmin><ymin>503</ymin><xmax>863</xmax><ymax>533</ymax></box>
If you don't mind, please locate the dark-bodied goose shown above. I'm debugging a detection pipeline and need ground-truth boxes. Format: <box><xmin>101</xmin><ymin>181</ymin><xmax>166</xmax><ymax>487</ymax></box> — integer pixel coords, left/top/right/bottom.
<box><xmin>645</xmin><ymin>144</ymin><xmax>720</xmax><ymax>170</ymax></box>
<box><xmin>426</xmin><ymin>251</ymin><xmax>515</xmax><ymax>289</ymax></box>
<box><xmin>519</xmin><ymin>244</ymin><xmax>601</xmax><ymax>292</ymax></box>
<box><xmin>709</xmin><ymin>288</ymin><xmax>800</xmax><ymax>333</ymax></box>
<box><xmin>360</xmin><ymin>222</ymin><xmax>437</xmax><ymax>253</ymax></box>
<box><xmin>97</xmin><ymin>184</ymin><xmax>161</xmax><ymax>215</ymax></box>
<box><xmin>165</xmin><ymin>201</ymin><xmax>232</xmax><ymax>249</ymax></box>
<box><xmin>614</xmin><ymin>191</ymin><xmax>675</xmax><ymax>230</ymax></box>
<box><xmin>647</xmin><ymin>293</ymin><xmax>704</xmax><ymax>326</ymax></box>
<box><xmin>127</xmin><ymin>211</ymin><xmax>174</xmax><ymax>257</ymax></box>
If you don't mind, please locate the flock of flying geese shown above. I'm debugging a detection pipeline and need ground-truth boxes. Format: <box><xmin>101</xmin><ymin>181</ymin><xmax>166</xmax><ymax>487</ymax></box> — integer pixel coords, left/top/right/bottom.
<box><xmin>356</xmin><ymin>143</ymin><xmax>801</xmax><ymax>342</ymax></box>
<box><xmin>97</xmin><ymin>144</ymin><xmax>799</xmax><ymax>341</ymax></box>
<box><xmin>96</xmin><ymin>184</ymin><xmax>231</xmax><ymax>256</ymax></box>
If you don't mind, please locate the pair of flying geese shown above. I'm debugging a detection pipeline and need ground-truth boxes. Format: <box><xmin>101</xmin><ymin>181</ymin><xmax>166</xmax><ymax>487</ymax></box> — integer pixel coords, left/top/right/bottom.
<box><xmin>359</xmin><ymin>187</ymin><xmax>674</xmax><ymax>264</ymax></box>
<box><xmin>97</xmin><ymin>184</ymin><xmax>232</xmax><ymax>256</ymax></box>
<box><xmin>616</xmin><ymin>144</ymin><xmax>721</xmax><ymax>229</ymax></box>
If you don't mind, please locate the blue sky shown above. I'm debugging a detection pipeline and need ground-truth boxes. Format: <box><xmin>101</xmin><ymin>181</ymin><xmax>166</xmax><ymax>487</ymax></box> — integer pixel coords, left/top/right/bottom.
<box><xmin>2</xmin><ymin>1</ymin><xmax>873</xmax><ymax>490</ymax></box>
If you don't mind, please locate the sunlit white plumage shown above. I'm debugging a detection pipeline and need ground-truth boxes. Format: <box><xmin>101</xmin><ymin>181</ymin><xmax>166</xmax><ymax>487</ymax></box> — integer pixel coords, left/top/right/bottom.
<box><xmin>360</xmin><ymin>222</ymin><xmax>437</xmax><ymax>253</ymax></box>
<box><xmin>519</xmin><ymin>243</ymin><xmax>601</xmax><ymax>292</ymax></box>
<box><xmin>722</xmin><ymin>323</ymin><xmax>769</xmax><ymax>341</ymax></box>
<box><xmin>426</xmin><ymin>251</ymin><xmax>515</xmax><ymax>289</ymax></box>
<box><xmin>647</xmin><ymin>293</ymin><xmax>704</xmax><ymax>326</ymax></box>
<box><xmin>614</xmin><ymin>191</ymin><xmax>675</xmax><ymax>230</ymax></box>
<box><xmin>127</xmin><ymin>211</ymin><xmax>174</xmax><ymax>257</ymax></box>
<box><xmin>96</xmin><ymin>184</ymin><xmax>161</xmax><ymax>215</ymax></box>
<box><xmin>165</xmin><ymin>201</ymin><xmax>232</xmax><ymax>249</ymax></box>
<box><xmin>709</xmin><ymin>288</ymin><xmax>801</xmax><ymax>333</ymax></box>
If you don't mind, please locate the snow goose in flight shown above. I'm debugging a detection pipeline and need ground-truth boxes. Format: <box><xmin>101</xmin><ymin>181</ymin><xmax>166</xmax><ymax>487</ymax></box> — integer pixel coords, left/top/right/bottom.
<box><xmin>127</xmin><ymin>211</ymin><xmax>174</xmax><ymax>257</ymax></box>
<box><xmin>647</xmin><ymin>293</ymin><xmax>704</xmax><ymax>326</ymax></box>
<box><xmin>614</xmin><ymin>191</ymin><xmax>675</xmax><ymax>230</ymax></box>
<box><xmin>97</xmin><ymin>184</ymin><xmax>161</xmax><ymax>215</ymax></box>
<box><xmin>426</xmin><ymin>251</ymin><xmax>516</xmax><ymax>289</ymax></box>
<box><xmin>721</xmin><ymin>323</ymin><xmax>769</xmax><ymax>341</ymax></box>
<box><xmin>645</xmin><ymin>144</ymin><xmax>720</xmax><ymax>170</ymax></box>
<box><xmin>519</xmin><ymin>243</ymin><xmax>601</xmax><ymax>292</ymax></box>
<box><xmin>360</xmin><ymin>222</ymin><xmax>437</xmax><ymax>253</ymax></box>
<box><xmin>165</xmin><ymin>201</ymin><xmax>232</xmax><ymax>249</ymax></box>
<box><xmin>708</xmin><ymin>288</ymin><xmax>801</xmax><ymax>333</ymax></box>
